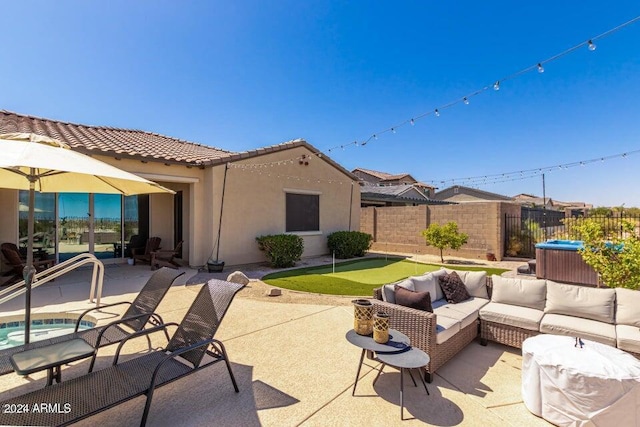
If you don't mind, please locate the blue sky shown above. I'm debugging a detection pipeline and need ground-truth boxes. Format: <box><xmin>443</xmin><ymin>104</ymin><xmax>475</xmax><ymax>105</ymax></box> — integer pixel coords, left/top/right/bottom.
<box><xmin>3</xmin><ymin>1</ymin><xmax>640</xmax><ymax>206</ymax></box>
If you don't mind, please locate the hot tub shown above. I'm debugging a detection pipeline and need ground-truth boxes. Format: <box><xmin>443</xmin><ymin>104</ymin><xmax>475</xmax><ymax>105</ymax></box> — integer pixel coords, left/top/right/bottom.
<box><xmin>535</xmin><ymin>240</ymin><xmax>599</xmax><ymax>286</ymax></box>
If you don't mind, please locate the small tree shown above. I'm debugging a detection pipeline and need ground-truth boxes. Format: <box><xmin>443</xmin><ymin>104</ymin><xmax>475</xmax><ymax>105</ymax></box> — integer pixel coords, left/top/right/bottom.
<box><xmin>421</xmin><ymin>221</ymin><xmax>469</xmax><ymax>263</ymax></box>
<box><xmin>574</xmin><ymin>218</ymin><xmax>640</xmax><ymax>289</ymax></box>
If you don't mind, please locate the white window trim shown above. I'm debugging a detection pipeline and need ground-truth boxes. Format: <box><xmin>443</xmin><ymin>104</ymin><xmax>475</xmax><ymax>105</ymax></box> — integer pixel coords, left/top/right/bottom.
<box><xmin>285</xmin><ymin>230</ymin><xmax>323</xmax><ymax>236</ymax></box>
<box><xmin>283</xmin><ymin>188</ymin><xmax>322</xmax><ymax>195</ymax></box>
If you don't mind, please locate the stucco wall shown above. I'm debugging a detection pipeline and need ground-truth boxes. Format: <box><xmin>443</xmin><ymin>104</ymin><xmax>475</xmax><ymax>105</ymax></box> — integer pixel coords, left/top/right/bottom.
<box><xmin>362</xmin><ymin>202</ymin><xmax>521</xmax><ymax>261</ymax></box>
<box><xmin>214</xmin><ymin>146</ymin><xmax>360</xmax><ymax>266</ymax></box>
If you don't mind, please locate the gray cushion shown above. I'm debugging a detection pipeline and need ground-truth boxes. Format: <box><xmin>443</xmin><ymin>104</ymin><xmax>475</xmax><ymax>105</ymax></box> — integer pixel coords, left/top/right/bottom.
<box><xmin>434</xmin><ymin>297</ymin><xmax>488</xmax><ymax>329</ymax></box>
<box><xmin>479</xmin><ymin>302</ymin><xmax>544</xmax><ymax>331</ymax></box>
<box><xmin>445</xmin><ymin>269</ymin><xmax>488</xmax><ymax>299</ymax></box>
<box><xmin>540</xmin><ymin>313</ymin><xmax>616</xmax><ymax>346</ymax></box>
<box><xmin>430</xmin><ymin>268</ymin><xmax>447</xmax><ymax>301</ymax></box>
<box><xmin>491</xmin><ymin>275</ymin><xmax>547</xmax><ymax>310</ymax></box>
<box><xmin>435</xmin><ymin>315</ymin><xmax>461</xmax><ymax>345</ymax></box>
<box><xmin>411</xmin><ymin>273</ymin><xmax>440</xmax><ymax>303</ymax></box>
<box><xmin>615</xmin><ymin>288</ymin><xmax>640</xmax><ymax>327</ymax></box>
<box><xmin>616</xmin><ymin>324</ymin><xmax>640</xmax><ymax>354</ymax></box>
<box><xmin>382</xmin><ymin>278</ymin><xmax>414</xmax><ymax>304</ymax></box>
<box><xmin>545</xmin><ymin>281</ymin><xmax>616</xmax><ymax>324</ymax></box>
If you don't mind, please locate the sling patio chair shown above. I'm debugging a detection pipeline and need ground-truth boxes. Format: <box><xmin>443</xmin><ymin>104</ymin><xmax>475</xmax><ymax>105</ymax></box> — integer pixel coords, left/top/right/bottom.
<box><xmin>0</xmin><ymin>279</ymin><xmax>245</xmax><ymax>427</ymax></box>
<box><xmin>1</xmin><ymin>242</ymin><xmax>54</xmax><ymax>284</ymax></box>
<box><xmin>132</xmin><ymin>236</ymin><xmax>162</xmax><ymax>265</ymax></box>
<box><xmin>0</xmin><ymin>267</ymin><xmax>184</xmax><ymax>377</ymax></box>
<box><xmin>150</xmin><ymin>240</ymin><xmax>183</xmax><ymax>270</ymax></box>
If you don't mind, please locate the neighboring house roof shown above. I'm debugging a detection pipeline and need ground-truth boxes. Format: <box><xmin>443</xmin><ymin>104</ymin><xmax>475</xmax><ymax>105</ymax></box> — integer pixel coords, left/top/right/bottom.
<box><xmin>0</xmin><ymin>110</ymin><xmax>357</xmax><ymax>180</ymax></box>
<box><xmin>434</xmin><ymin>185</ymin><xmax>514</xmax><ymax>202</ymax></box>
<box><xmin>351</xmin><ymin>167</ymin><xmax>435</xmax><ymax>189</ymax></box>
<box><xmin>360</xmin><ymin>184</ymin><xmax>449</xmax><ymax>205</ymax></box>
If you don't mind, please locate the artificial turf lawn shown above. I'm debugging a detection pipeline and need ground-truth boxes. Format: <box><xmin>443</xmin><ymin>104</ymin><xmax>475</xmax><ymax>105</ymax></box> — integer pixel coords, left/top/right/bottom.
<box><xmin>261</xmin><ymin>257</ymin><xmax>509</xmax><ymax>296</ymax></box>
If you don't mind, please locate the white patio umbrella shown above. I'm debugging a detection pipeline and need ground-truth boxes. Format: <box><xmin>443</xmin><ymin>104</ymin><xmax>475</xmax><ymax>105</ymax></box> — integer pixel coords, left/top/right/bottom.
<box><xmin>0</xmin><ymin>132</ymin><xmax>174</xmax><ymax>343</ymax></box>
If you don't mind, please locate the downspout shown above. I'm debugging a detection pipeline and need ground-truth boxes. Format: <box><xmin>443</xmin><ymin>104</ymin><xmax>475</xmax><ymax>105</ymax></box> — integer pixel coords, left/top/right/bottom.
<box><xmin>348</xmin><ymin>181</ymin><xmax>354</xmax><ymax>231</ymax></box>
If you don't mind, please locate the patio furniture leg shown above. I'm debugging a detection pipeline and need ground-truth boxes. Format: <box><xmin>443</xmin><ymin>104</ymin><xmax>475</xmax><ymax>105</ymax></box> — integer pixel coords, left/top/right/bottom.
<box><xmin>372</xmin><ymin>362</ymin><xmax>386</xmax><ymax>385</ymax></box>
<box><xmin>352</xmin><ymin>349</ymin><xmax>366</xmax><ymax>396</ymax></box>
<box><xmin>416</xmin><ymin>368</ymin><xmax>429</xmax><ymax>395</ymax></box>
<box><xmin>400</xmin><ymin>367</ymin><xmax>405</xmax><ymax>420</ymax></box>
<box><xmin>215</xmin><ymin>341</ymin><xmax>239</xmax><ymax>393</ymax></box>
<box><xmin>406</xmin><ymin>368</ymin><xmax>418</xmax><ymax>387</ymax></box>
<box><xmin>46</xmin><ymin>368</ymin><xmax>54</xmax><ymax>386</ymax></box>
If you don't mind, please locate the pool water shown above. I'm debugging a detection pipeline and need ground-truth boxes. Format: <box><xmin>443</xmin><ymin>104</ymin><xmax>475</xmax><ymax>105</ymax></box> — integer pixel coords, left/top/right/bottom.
<box><xmin>0</xmin><ymin>315</ymin><xmax>96</xmax><ymax>350</ymax></box>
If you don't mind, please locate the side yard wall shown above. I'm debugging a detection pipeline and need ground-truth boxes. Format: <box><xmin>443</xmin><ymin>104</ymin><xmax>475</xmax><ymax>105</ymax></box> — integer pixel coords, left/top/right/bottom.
<box><xmin>361</xmin><ymin>202</ymin><xmax>521</xmax><ymax>261</ymax></box>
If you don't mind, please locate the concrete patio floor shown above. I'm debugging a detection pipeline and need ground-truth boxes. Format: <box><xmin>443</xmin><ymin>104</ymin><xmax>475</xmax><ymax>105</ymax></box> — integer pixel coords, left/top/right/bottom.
<box><xmin>0</xmin><ymin>260</ymin><xmax>550</xmax><ymax>426</ymax></box>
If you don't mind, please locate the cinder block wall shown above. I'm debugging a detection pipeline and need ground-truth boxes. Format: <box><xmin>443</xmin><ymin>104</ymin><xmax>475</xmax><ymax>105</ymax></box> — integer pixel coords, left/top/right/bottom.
<box><xmin>362</xmin><ymin>202</ymin><xmax>521</xmax><ymax>261</ymax></box>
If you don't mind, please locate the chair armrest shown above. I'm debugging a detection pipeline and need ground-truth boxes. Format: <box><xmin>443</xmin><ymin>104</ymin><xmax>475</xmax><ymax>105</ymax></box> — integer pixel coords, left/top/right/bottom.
<box><xmin>75</xmin><ymin>301</ymin><xmax>132</xmax><ymax>332</ymax></box>
<box><xmin>370</xmin><ymin>299</ymin><xmax>438</xmax><ymax>356</ymax></box>
<box><xmin>112</xmin><ymin>322</ymin><xmax>180</xmax><ymax>364</ymax></box>
<box><xmin>373</xmin><ymin>287</ymin><xmax>383</xmax><ymax>300</ymax></box>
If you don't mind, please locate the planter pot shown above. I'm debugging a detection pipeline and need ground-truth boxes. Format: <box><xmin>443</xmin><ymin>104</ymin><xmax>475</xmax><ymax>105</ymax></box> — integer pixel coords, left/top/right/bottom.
<box><xmin>127</xmin><ymin>258</ymin><xmax>135</xmax><ymax>266</ymax></box>
<box><xmin>207</xmin><ymin>261</ymin><xmax>225</xmax><ymax>273</ymax></box>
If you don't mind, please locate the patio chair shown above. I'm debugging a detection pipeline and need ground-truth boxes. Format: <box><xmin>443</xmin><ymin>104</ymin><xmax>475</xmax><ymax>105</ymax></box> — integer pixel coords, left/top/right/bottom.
<box><xmin>150</xmin><ymin>240</ymin><xmax>183</xmax><ymax>270</ymax></box>
<box><xmin>1</xmin><ymin>242</ymin><xmax>54</xmax><ymax>284</ymax></box>
<box><xmin>0</xmin><ymin>279</ymin><xmax>245</xmax><ymax>427</ymax></box>
<box><xmin>113</xmin><ymin>234</ymin><xmax>146</xmax><ymax>258</ymax></box>
<box><xmin>132</xmin><ymin>236</ymin><xmax>162</xmax><ymax>265</ymax></box>
<box><xmin>0</xmin><ymin>267</ymin><xmax>184</xmax><ymax>377</ymax></box>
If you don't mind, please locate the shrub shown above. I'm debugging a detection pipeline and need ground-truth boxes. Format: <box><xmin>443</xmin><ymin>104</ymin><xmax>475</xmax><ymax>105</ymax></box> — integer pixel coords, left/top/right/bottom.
<box><xmin>573</xmin><ymin>219</ymin><xmax>640</xmax><ymax>289</ymax></box>
<box><xmin>256</xmin><ymin>234</ymin><xmax>304</xmax><ymax>268</ymax></box>
<box><xmin>327</xmin><ymin>231</ymin><xmax>373</xmax><ymax>259</ymax></box>
<box><xmin>421</xmin><ymin>221</ymin><xmax>468</xmax><ymax>263</ymax></box>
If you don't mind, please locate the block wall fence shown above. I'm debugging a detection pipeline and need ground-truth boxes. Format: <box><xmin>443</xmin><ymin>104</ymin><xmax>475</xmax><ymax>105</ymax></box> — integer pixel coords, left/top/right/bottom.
<box><xmin>360</xmin><ymin>202</ymin><xmax>521</xmax><ymax>261</ymax></box>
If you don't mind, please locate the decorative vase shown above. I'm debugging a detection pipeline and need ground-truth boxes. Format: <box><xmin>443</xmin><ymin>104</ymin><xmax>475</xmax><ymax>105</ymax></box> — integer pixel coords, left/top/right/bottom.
<box><xmin>352</xmin><ymin>299</ymin><xmax>373</xmax><ymax>335</ymax></box>
<box><xmin>373</xmin><ymin>312</ymin><xmax>390</xmax><ymax>344</ymax></box>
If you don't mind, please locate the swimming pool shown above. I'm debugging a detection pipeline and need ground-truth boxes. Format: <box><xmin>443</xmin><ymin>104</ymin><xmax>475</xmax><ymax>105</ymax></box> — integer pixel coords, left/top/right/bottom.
<box><xmin>0</xmin><ymin>313</ymin><xmax>96</xmax><ymax>350</ymax></box>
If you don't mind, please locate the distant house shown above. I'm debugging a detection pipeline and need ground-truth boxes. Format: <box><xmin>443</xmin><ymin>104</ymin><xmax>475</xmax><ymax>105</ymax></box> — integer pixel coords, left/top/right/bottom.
<box><xmin>352</xmin><ymin>168</ymin><xmax>446</xmax><ymax>206</ymax></box>
<box><xmin>0</xmin><ymin>110</ymin><xmax>360</xmax><ymax>268</ymax></box>
<box><xmin>513</xmin><ymin>193</ymin><xmax>592</xmax><ymax>212</ymax></box>
<box><xmin>433</xmin><ymin>185</ymin><xmax>513</xmax><ymax>203</ymax></box>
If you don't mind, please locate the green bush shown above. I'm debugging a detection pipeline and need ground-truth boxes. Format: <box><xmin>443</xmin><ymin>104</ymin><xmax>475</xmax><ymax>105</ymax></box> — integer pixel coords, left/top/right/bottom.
<box><xmin>256</xmin><ymin>234</ymin><xmax>304</xmax><ymax>268</ymax></box>
<box><xmin>327</xmin><ymin>231</ymin><xmax>373</xmax><ymax>259</ymax></box>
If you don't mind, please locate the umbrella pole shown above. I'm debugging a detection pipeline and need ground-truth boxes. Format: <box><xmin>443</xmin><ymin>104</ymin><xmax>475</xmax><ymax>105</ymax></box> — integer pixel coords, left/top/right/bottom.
<box><xmin>23</xmin><ymin>174</ymin><xmax>37</xmax><ymax>344</ymax></box>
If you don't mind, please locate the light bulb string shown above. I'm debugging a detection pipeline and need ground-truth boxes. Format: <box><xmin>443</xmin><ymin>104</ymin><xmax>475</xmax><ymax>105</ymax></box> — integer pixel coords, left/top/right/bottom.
<box><xmin>229</xmin><ymin>14</ymin><xmax>640</xmax><ymax>170</ymax></box>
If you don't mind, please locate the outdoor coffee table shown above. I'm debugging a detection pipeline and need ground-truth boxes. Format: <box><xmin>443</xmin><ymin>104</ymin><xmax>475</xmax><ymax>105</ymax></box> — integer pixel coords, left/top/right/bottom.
<box><xmin>346</xmin><ymin>329</ymin><xmax>430</xmax><ymax>420</ymax></box>
<box><xmin>10</xmin><ymin>338</ymin><xmax>95</xmax><ymax>386</ymax></box>
<box><xmin>522</xmin><ymin>334</ymin><xmax>640</xmax><ymax>426</ymax></box>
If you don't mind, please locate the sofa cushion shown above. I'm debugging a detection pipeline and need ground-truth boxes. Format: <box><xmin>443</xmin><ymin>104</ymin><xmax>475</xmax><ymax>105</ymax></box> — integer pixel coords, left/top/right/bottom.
<box><xmin>430</xmin><ymin>269</ymin><xmax>447</xmax><ymax>301</ymax></box>
<box><xmin>382</xmin><ymin>278</ymin><xmax>414</xmax><ymax>304</ymax></box>
<box><xmin>434</xmin><ymin>297</ymin><xmax>488</xmax><ymax>329</ymax></box>
<box><xmin>439</xmin><ymin>272</ymin><xmax>471</xmax><ymax>304</ymax></box>
<box><xmin>616</xmin><ymin>324</ymin><xmax>640</xmax><ymax>354</ymax></box>
<box><xmin>479</xmin><ymin>302</ymin><xmax>544</xmax><ymax>331</ymax></box>
<box><xmin>394</xmin><ymin>285</ymin><xmax>432</xmax><ymax>312</ymax></box>
<box><xmin>446</xmin><ymin>269</ymin><xmax>488</xmax><ymax>299</ymax></box>
<box><xmin>615</xmin><ymin>288</ymin><xmax>640</xmax><ymax>327</ymax></box>
<box><xmin>411</xmin><ymin>273</ymin><xmax>441</xmax><ymax>303</ymax></box>
<box><xmin>540</xmin><ymin>313</ymin><xmax>616</xmax><ymax>346</ymax></box>
<box><xmin>491</xmin><ymin>275</ymin><xmax>547</xmax><ymax>310</ymax></box>
<box><xmin>544</xmin><ymin>281</ymin><xmax>616</xmax><ymax>324</ymax></box>
<box><xmin>435</xmin><ymin>315</ymin><xmax>461</xmax><ymax>345</ymax></box>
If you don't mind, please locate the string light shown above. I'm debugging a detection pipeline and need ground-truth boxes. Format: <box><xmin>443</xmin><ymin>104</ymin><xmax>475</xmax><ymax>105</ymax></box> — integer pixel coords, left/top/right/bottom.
<box><xmin>227</xmin><ymin>15</ymin><xmax>640</xmax><ymax>171</ymax></box>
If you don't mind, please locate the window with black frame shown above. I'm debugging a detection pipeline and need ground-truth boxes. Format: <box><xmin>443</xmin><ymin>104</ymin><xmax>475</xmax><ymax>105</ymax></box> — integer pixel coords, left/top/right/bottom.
<box><xmin>285</xmin><ymin>193</ymin><xmax>319</xmax><ymax>232</ymax></box>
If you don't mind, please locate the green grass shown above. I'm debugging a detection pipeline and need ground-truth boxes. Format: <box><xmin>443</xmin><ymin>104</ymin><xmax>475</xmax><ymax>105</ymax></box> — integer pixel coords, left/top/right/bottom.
<box><xmin>262</xmin><ymin>257</ymin><xmax>509</xmax><ymax>296</ymax></box>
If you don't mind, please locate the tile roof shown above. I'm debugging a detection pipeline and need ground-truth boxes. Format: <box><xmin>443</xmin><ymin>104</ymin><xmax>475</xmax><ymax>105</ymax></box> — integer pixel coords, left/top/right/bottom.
<box><xmin>0</xmin><ymin>110</ymin><xmax>235</xmax><ymax>167</ymax></box>
<box><xmin>352</xmin><ymin>168</ymin><xmax>393</xmax><ymax>179</ymax></box>
<box><xmin>360</xmin><ymin>184</ymin><xmax>449</xmax><ymax>204</ymax></box>
<box><xmin>0</xmin><ymin>110</ymin><xmax>358</xmax><ymax>180</ymax></box>
<box><xmin>352</xmin><ymin>167</ymin><xmax>435</xmax><ymax>189</ymax></box>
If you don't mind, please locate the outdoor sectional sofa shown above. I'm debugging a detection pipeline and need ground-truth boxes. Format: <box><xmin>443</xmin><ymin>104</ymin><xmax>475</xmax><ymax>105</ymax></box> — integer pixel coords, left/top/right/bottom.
<box><xmin>372</xmin><ymin>269</ymin><xmax>640</xmax><ymax>383</ymax></box>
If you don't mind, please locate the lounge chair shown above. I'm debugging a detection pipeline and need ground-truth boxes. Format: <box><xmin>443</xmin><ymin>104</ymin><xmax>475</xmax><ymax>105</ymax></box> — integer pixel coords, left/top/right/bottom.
<box><xmin>132</xmin><ymin>236</ymin><xmax>162</xmax><ymax>265</ymax></box>
<box><xmin>150</xmin><ymin>240</ymin><xmax>183</xmax><ymax>270</ymax></box>
<box><xmin>1</xmin><ymin>242</ymin><xmax>54</xmax><ymax>284</ymax></box>
<box><xmin>0</xmin><ymin>279</ymin><xmax>244</xmax><ymax>427</ymax></box>
<box><xmin>0</xmin><ymin>267</ymin><xmax>184</xmax><ymax>377</ymax></box>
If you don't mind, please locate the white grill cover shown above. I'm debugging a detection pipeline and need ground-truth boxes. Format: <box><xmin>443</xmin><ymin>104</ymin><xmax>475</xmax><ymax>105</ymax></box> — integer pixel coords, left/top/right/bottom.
<box><xmin>522</xmin><ymin>334</ymin><xmax>640</xmax><ymax>426</ymax></box>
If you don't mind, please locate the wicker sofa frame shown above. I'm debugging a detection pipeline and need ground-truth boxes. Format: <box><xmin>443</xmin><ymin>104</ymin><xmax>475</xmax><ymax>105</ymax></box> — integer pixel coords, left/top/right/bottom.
<box><xmin>372</xmin><ymin>276</ymin><xmax>493</xmax><ymax>383</ymax></box>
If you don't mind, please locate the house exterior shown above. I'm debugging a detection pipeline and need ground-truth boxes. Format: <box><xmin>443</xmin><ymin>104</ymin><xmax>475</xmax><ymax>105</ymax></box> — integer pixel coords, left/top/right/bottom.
<box><xmin>0</xmin><ymin>110</ymin><xmax>360</xmax><ymax>269</ymax></box>
<box><xmin>352</xmin><ymin>168</ymin><xmax>436</xmax><ymax>198</ymax></box>
<box><xmin>359</xmin><ymin>184</ymin><xmax>445</xmax><ymax>207</ymax></box>
<box><xmin>433</xmin><ymin>185</ymin><xmax>514</xmax><ymax>203</ymax></box>
<box><xmin>513</xmin><ymin>193</ymin><xmax>592</xmax><ymax>212</ymax></box>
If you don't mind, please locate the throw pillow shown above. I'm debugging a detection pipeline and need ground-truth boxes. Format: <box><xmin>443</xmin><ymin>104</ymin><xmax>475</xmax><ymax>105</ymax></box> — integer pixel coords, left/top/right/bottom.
<box><xmin>394</xmin><ymin>285</ymin><xmax>433</xmax><ymax>312</ymax></box>
<box><xmin>381</xmin><ymin>278</ymin><xmax>414</xmax><ymax>304</ymax></box>
<box><xmin>438</xmin><ymin>271</ymin><xmax>470</xmax><ymax>304</ymax></box>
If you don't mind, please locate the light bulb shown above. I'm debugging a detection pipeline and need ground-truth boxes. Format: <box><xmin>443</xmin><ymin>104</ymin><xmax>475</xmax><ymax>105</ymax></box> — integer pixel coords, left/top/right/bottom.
<box><xmin>588</xmin><ymin>40</ymin><xmax>596</xmax><ymax>51</ymax></box>
<box><xmin>537</xmin><ymin>63</ymin><xmax>544</xmax><ymax>73</ymax></box>
<box><xmin>434</xmin><ymin>109</ymin><xmax>440</xmax><ymax>117</ymax></box>
<box><xmin>373</xmin><ymin>134</ymin><xmax>377</xmax><ymax>139</ymax></box>
<box><xmin>463</xmin><ymin>97</ymin><xmax>469</xmax><ymax>105</ymax></box>
<box><xmin>493</xmin><ymin>81</ymin><xmax>500</xmax><ymax>91</ymax></box>
<box><xmin>410</xmin><ymin>118</ymin><xmax>415</xmax><ymax>126</ymax></box>
<box><xmin>391</xmin><ymin>128</ymin><xmax>396</xmax><ymax>133</ymax></box>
